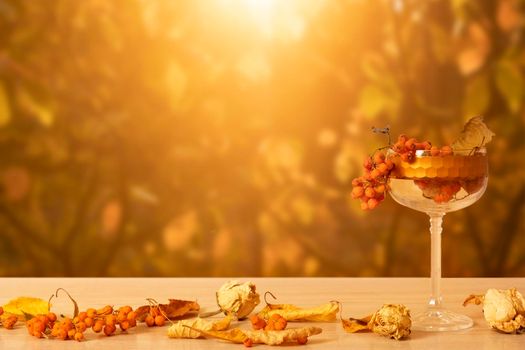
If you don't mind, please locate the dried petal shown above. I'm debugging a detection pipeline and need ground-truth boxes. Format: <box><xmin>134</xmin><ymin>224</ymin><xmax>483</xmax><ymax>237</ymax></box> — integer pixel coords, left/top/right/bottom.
<box><xmin>216</xmin><ymin>280</ymin><xmax>260</xmax><ymax>319</ymax></box>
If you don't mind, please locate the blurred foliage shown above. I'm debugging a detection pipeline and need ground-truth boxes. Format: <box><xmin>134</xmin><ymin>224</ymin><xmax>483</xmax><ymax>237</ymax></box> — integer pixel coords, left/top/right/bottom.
<box><xmin>0</xmin><ymin>0</ymin><xmax>524</xmax><ymax>277</ymax></box>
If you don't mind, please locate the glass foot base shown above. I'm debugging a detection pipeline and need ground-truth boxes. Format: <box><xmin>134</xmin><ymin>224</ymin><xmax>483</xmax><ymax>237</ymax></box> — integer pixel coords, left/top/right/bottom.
<box><xmin>412</xmin><ymin>308</ymin><xmax>473</xmax><ymax>332</ymax></box>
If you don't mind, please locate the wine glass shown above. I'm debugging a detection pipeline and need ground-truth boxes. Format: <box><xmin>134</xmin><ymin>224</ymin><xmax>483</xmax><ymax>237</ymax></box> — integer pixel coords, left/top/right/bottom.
<box><xmin>388</xmin><ymin>148</ymin><xmax>488</xmax><ymax>331</ymax></box>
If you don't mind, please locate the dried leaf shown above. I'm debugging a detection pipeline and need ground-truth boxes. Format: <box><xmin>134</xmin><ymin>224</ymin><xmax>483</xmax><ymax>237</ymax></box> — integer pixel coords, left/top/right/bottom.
<box><xmin>136</xmin><ymin>299</ymin><xmax>200</xmax><ymax>321</ymax></box>
<box><xmin>464</xmin><ymin>288</ymin><xmax>525</xmax><ymax>333</ymax></box>
<box><xmin>48</xmin><ymin>288</ymin><xmax>79</xmax><ymax>318</ymax></box>
<box><xmin>258</xmin><ymin>300</ymin><xmax>339</xmax><ymax>322</ymax></box>
<box><xmin>187</xmin><ymin>325</ymin><xmax>322</xmax><ymax>345</ymax></box>
<box><xmin>168</xmin><ymin>315</ymin><xmax>233</xmax><ymax>338</ymax></box>
<box><xmin>451</xmin><ymin>116</ymin><xmax>495</xmax><ymax>151</ymax></box>
<box><xmin>341</xmin><ymin>316</ymin><xmax>371</xmax><ymax>333</ymax></box>
<box><xmin>2</xmin><ymin>297</ymin><xmax>49</xmax><ymax>319</ymax></box>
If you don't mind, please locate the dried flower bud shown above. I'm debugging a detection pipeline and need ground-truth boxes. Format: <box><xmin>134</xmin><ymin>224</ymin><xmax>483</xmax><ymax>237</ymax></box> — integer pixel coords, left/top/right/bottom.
<box><xmin>368</xmin><ymin>304</ymin><xmax>411</xmax><ymax>340</ymax></box>
<box><xmin>465</xmin><ymin>288</ymin><xmax>525</xmax><ymax>333</ymax></box>
<box><xmin>216</xmin><ymin>280</ymin><xmax>260</xmax><ymax>319</ymax></box>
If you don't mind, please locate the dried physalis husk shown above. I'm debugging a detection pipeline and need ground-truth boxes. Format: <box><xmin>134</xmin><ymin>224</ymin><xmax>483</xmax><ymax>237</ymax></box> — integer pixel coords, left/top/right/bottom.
<box><xmin>451</xmin><ymin>116</ymin><xmax>495</xmax><ymax>151</ymax></box>
<box><xmin>464</xmin><ymin>288</ymin><xmax>525</xmax><ymax>333</ymax></box>
<box><xmin>342</xmin><ymin>304</ymin><xmax>411</xmax><ymax>340</ymax></box>
<box><xmin>216</xmin><ymin>280</ymin><xmax>260</xmax><ymax>319</ymax></box>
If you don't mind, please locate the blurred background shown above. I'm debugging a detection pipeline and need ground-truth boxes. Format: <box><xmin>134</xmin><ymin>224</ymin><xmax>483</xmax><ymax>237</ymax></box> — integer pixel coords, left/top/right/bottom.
<box><xmin>0</xmin><ymin>0</ymin><xmax>524</xmax><ymax>277</ymax></box>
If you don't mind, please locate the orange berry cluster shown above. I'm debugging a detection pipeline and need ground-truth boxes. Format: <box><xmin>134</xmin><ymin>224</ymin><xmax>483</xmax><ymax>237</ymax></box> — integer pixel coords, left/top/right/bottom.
<box><xmin>249</xmin><ymin>314</ymin><xmax>287</xmax><ymax>331</ymax></box>
<box><xmin>351</xmin><ymin>151</ymin><xmax>392</xmax><ymax>210</ymax></box>
<box><xmin>414</xmin><ymin>179</ymin><xmax>462</xmax><ymax>203</ymax></box>
<box><xmin>0</xmin><ymin>307</ymin><xmax>18</xmax><ymax>329</ymax></box>
<box><xmin>25</xmin><ymin>305</ymin><xmax>138</xmax><ymax>341</ymax></box>
<box><xmin>143</xmin><ymin>306</ymin><xmax>166</xmax><ymax>327</ymax></box>
<box><xmin>392</xmin><ymin>134</ymin><xmax>433</xmax><ymax>162</ymax></box>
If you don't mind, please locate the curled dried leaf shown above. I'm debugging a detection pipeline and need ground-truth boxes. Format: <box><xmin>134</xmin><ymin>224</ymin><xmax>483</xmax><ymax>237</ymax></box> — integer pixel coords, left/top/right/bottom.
<box><xmin>451</xmin><ymin>116</ymin><xmax>494</xmax><ymax>151</ymax></box>
<box><xmin>216</xmin><ymin>280</ymin><xmax>260</xmax><ymax>319</ymax></box>
<box><xmin>185</xmin><ymin>325</ymin><xmax>322</xmax><ymax>345</ymax></box>
<box><xmin>168</xmin><ymin>315</ymin><xmax>233</xmax><ymax>338</ymax></box>
<box><xmin>464</xmin><ymin>288</ymin><xmax>525</xmax><ymax>333</ymax></box>
<box><xmin>342</xmin><ymin>304</ymin><xmax>411</xmax><ymax>340</ymax></box>
<box><xmin>136</xmin><ymin>299</ymin><xmax>200</xmax><ymax>322</ymax></box>
<box><xmin>258</xmin><ymin>297</ymin><xmax>339</xmax><ymax>322</ymax></box>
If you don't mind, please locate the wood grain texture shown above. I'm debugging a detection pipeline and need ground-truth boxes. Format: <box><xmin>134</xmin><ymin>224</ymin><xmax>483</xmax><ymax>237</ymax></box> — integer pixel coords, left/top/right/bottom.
<box><xmin>0</xmin><ymin>278</ymin><xmax>523</xmax><ymax>349</ymax></box>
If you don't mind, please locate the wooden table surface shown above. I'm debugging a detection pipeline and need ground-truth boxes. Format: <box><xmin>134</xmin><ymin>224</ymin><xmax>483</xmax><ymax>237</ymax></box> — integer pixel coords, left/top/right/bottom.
<box><xmin>0</xmin><ymin>278</ymin><xmax>523</xmax><ymax>349</ymax></box>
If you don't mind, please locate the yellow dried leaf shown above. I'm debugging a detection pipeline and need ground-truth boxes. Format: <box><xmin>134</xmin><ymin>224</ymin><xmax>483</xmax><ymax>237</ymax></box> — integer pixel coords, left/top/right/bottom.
<box><xmin>168</xmin><ymin>315</ymin><xmax>233</xmax><ymax>339</ymax></box>
<box><xmin>2</xmin><ymin>297</ymin><xmax>49</xmax><ymax>319</ymax></box>
<box><xmin>341</xmin><ymin>316</ymin><xmax>371</xmax><ymax>333</ymax></box>
<box><xmin>258</xmin><ymin>300</ymin><xmax>339</xmax><ymax>322</ymax></box>
<box><xmin>451</xmin><ymin>116</ymin><xmax>495</xmax><ymax>151</ymax></box>
<box><xmin>187</xmin><ymin>326</ymin><xmax>322</xmax><ymax>345</ymax></box>
<box><xmin>136</xmin><ymin>299</ymin><xmax>200</xmax><ymax>321</ymax></box>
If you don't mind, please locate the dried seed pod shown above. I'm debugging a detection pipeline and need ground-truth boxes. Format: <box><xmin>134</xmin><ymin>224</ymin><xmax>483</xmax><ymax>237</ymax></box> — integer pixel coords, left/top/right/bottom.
<box><xmin>464</xmin><ymin>288</ymin><xmax>525</xmax><ymax>333</ymax></box>
<box><xmin>216</xmin><ymin>281</ymin><xmax>260</xmax><ymax>319</ymax></box>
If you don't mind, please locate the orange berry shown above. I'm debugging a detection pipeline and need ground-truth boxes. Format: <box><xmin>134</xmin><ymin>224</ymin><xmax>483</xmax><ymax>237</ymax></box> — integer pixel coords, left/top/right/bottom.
<box><xmin>363</xmin><ymin>157</ymin><xmax>373</xmax><ymax>170</ymax></box>
<box><xmin>104</xmin><ymin>324</ymin><xmax>116</xmax><ymax>336</ymax></box>
<box><xmin>86</xmin><ymin>308</ymin><xmax>97</xmax><ymax>318</ymax></box>
<box><xmin>370</xmin><ymin>168</ymin><xmax>381</xmax><ymax>179</ymax></box>
<box><xmin>360</xmin><ymin>202</ymin><xmax>369</xmax><ymax>210</ymax></box>
<box><xmin>33</xmin><ymin>321</ymin><xmax>45</xmax><ymax>333</ymax></box>
<box><xmin>84</xmin><ymin>317</ymin><xmax>94</xmax><ymax>327</ymax></box>
<box><xmin>74</xmin><ymin>332</ymin><xmax>84</xmax><ymax>342</ymax></box>
<box><xmin>117</xmin><ymin>312</ymin><xmax>127</xmax><ymax>323</ymax></box>
<box><xmin>243</xmin><ymin>338</ymin><xmax>253</xmax><ymax>347</ymax></box>
<box><xmin>78</xmin><ymin>312</ymin><xmax>88</xmax><ymax>322</ymax></box>
<box><xmin>373</xmin><ymin>152</ymin><xmax>385</xmax><ymax>164</ymax></box>
<box><xmin>274</xmin><ymin>318</ymin><xmax>287</xmax><ymax>330</ymax></box>
<box><xmin>430</xmin><ymin>146</ymin><xmax>440</xmax><ymax>156</ymax></box>
<box><xmin>120</xmin><ymin>320</ymin><xmax>130</xmax><ymax>331</ymax></box>
<box><xmin>105</xmin><ymin>315</ymin><xmax>116</xmax><ymax>326</ymax></box>
<box><xmin>0</xmin><ymin>307</ymin><xmax>3</xmax><ymax>316</ymax></box>
<box><xmin>57</xmin><ymin>328</ymin><xmax>68</xmax><ymax>340</ymax></box>
<box><xmin>127</xmin><ymin>311</ymin><xmax>137</xmax><ymax>321</ymax></box>
<box><xmin>405</xmin><ymin>138</ymin><xmax>416</xmax><ymax>150</ymax></box>
<box><xmin>270</xmin><ymin>314</ymin><xmax>282</xmax><ymax>321</ymax></box>
<box><xmin>385</xmin><ymin>159</ymin><xmax>394</xmax><ymax>170</ymax></box>
<box><xmin>365</xmin><ymin>187</ymin><xmax>376</xmax><ymax>198</ymax></box>
<box><xmin>68</xmin><ymin>328</ymin><xmax>77</xmax><ymax>339</ymax></box>
<box><xmin>76</xmin><ymin>321</ymin><xmax>87</xmax><ymax>332</ymax></box>
<box><xmin>119</xmin><ymin>306</ymin><xmax>132</xmax><ymax>314</ymax></box>
<box><xmin>264</xmin><ymin>320</ymin><xmax>275</xmax><ymax>331</ymax></box>
<box><xmin>441</xmin><ymin>145</ymin><xmax>452</xmax><ymax>156</ymax></box>
<box><xmin>128</xmin><ymin>318</ymin><xmax>137</xmax><ymax>328</ymax></box>
<box><xmin>374</xmin><ymin>184</ymin><xmax>386</xmax><ymax>194</ymax></box>
<box><xmin>32</xmin><ymin>329</ymin><xmax>43</xmax><ymax>338</ymax></box>
<box><xmin>351</xmin><ymin>186</ymin><xmax>364</xmax><ymax>199</ymax></box>
<box><xmin>367</xmin><ymin>198</ymin><xmax>380</xmax><ymax>209</ymax></box>
<box><xmin>154</xmin><ymin>315</ymin><xmax>165</xmax><ymax>327</ymax></box>
<box><xmin>145</xmin><ymin>314</ymin><xmax>155</xmax><ymax>327</ymax></box>
<box><xmin>92</xmin><ymin>321</ymin><xmax>104</xmax><ymax>333</ymax></box>
<box><xmin>47</xmin><ymin>312</ymin><xmax>57</xmax><ymax>323</ymax></box>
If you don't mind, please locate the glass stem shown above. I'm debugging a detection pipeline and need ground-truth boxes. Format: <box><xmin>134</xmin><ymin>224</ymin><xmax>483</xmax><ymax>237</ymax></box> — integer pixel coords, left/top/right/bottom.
<box><xmin>428</xmin><ymin>213</ymin><xmax>444</xmax><ymax>308</ymax></box>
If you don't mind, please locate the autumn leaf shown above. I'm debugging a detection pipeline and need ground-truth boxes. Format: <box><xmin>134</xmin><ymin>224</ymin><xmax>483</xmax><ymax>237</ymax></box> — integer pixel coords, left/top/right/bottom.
<box><xmin>2</xmin><ymin>297</ymin><xmax>49</xmax><ymax>320</ymax></box>
<box><xmin>136</xmin><ymin>299</ymin><xmax>200</xmax><ymax>321</ymax></box>
<box><xmin>258</xmin><ymin>298</ymin><xmax>339</xmax><ymax>322</ymax></box>
<box><xmin>341</xmin><ymin>316</ymin><xmax>371</xmax><ymax>333</ymax></box>
<box><xmin>185</xmin><ymin>325</ymin><xmax>323</xmax><ymax>345</ymax></box>
<box><xmin>168</xmin><ymin>315</ymin><xmax>233</xmax><ymax>339</ymax></box>
<box><xmin>451</xmin><ymin>116</ymin><xmax>495</xmax><ymax>151</ymax></box>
